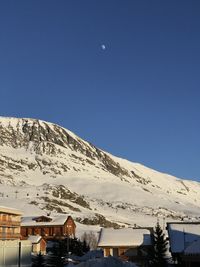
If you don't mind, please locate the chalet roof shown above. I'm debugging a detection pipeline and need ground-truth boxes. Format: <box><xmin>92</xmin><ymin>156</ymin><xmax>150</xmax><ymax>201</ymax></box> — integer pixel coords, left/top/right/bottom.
<box><xmin>28</xmin><ymin>235</ymin><xmax>44</xmax><ymax>244</ymax></box>
<box><xmin>0</xmin><ymin>206</ymin><xmax>22</xmax><ymax>216</ymax></box>
<box><xmin>167</xmin><ymin>222</ymin><xmax>200</xmax><ymax>253</ymax></box>
<box><xmin>98</xmin><ymin>228</ymin><xmax>152</xmax><ymax>247</ymax></box>
<box><xmin>21</xmin><ymin>215</ymin><xmax>72</xmax><ymax>227</ymax></box>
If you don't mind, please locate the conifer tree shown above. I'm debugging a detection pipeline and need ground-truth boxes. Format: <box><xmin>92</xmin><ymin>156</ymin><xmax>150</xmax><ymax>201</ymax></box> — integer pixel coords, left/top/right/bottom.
<box><xmin>82</xmin><ymin>238</ymin><xmax>90</xmax><ymax>253</ymax></box>
<box><xmin>32</xmin><ymin>252</ymin><xmax>45</xmax><ymax>267</ymax></box>
<box><xmin>150</xmin><ymin>222</ymin><xmax>168</xmax><ymax>267</ymax></box>
<box><xmin>45</xmin><ymin>241</ymin><xmax>65</xmax><ymax>267</ymax></box>
<box><xmin>70</xmin><ymin>237</ymin><xmax>84</xmax><ymax>256</ymax></box>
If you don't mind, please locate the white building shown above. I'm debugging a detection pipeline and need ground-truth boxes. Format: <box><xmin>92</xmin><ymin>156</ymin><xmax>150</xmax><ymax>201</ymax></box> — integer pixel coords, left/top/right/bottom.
<box><xmin>167</xmin><ymin>222</ymin><xmax>200</xmax><ymax>266</ymax></box>
<box><xmin>0</xmin><ymin>206</ymin><xmax>32</xmax><ymax>267</ymax></box>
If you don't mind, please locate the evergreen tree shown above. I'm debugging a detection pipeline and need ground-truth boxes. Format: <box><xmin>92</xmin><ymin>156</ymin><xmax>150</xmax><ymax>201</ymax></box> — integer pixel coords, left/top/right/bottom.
<box><xmin>32</xmin><ymin>252</ymin><xmax>45</xmax><ymax>267</ymax></box>
<box><xmin>150</xmin><ymin>222</ymin><xmax>168</xmax><ymax>267</ymax></box>
<box><xmin>45</xmin><ymin>241</ymin><xmax>65</xmax><ymax>267</ymax></box>
<box><xmin>46</xmin><ymin>236</ymin><xmax>91</xmax><ymax>266</ymax></box>
<box><xmin>62</xmin><ymin>236</ymin><xmax>90</xmax><ymax>256</ymax></box>
<box><xmin>62</xmin><ymin>237</ymin><xmax>71</xmax><ymax>255</ymax></box>
<box><xmin>82</xmin><ymin>238</ymin><xmax>90</xmax><ymax>253</ymax></box>
<box><xmin>70</xmin><ymin>237</ymin><xmax>84</xmax><ymax>256</ymax></box>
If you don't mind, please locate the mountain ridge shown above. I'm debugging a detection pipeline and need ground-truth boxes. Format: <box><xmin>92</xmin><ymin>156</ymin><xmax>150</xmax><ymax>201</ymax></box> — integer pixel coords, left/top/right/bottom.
<box><xmin>0</xmin><ymin>116</ymin><xmax>200</xmax><ymax>230</ymax></box>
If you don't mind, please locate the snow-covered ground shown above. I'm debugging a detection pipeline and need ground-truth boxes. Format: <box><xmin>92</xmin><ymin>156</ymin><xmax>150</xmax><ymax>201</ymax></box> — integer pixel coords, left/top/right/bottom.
<box><xmin>0</xmin><ymin>117</ymin><xmax>200</xmax><ymax>230</ymax></box>
<box><xmin>66</xmin><ymin>256</ymin><xmax>138</xmax><ymax>267</ymax></box>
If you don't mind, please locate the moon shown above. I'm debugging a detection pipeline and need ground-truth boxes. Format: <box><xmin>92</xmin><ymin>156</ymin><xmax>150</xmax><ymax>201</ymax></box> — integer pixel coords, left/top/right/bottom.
<box><xmin>101</xmin><ymin>44</ymin><xmax>106</xmax><ymax>50</ymax></box>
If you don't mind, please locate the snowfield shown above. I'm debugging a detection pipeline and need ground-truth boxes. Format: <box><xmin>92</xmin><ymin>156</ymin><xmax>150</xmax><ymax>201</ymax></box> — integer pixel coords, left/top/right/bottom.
<box><xmin>0</xmin><ymin>117</ymin><xmax>200</xmax><ymax>230</ymax></box>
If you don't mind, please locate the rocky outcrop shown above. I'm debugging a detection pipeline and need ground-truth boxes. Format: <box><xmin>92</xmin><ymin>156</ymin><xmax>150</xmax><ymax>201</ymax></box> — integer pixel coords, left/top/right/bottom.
<box><xmin>1</xmin><ymin>117</ymin><xmax>200</xmax><ymax>227</ymax></box>
<box><xmin>0</xmin><ymin>118</ymin><xmax>134</xmax><ymax>180</ymax></box>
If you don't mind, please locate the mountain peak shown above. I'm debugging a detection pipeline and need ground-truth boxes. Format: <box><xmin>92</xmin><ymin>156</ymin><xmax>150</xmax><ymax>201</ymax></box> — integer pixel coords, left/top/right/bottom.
<box><xmin>0</xmin><ymin>116</ymin><xmax>200</xmax><ymax>228</ymax></box>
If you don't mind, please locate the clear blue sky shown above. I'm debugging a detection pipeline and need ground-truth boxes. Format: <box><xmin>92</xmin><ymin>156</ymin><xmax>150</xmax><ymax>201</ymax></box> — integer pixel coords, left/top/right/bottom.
<box><xmin>0</xmin><ymin>1</ymin><xmax>200</xmax><ymax>181</ymax></box>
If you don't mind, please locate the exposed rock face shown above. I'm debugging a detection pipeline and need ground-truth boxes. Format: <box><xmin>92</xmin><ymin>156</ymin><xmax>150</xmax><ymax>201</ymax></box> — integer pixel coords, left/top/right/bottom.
<box><xmin>0</xmin><ymin>118</ymin><xmax>131</xmax><ymax>180</ymax></box>
<box><xmin>1</xmin><ymin>116</ymin><xmax>200</xmax><ymax>227</ymax></box>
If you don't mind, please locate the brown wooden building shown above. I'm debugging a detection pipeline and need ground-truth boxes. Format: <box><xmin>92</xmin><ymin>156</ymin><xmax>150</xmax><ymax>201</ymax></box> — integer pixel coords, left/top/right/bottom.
<box><xmin>27</xmin><ymin>235</ymin><xmax>47</xmax><ymax>255</ymax></box>
<box><xmin>0</xmin><ymin>206</ymin><xmax>22</xmax><ymax>240</ymax></box>
<box><xmin>98</xmin><ymin>228</ymin><xmax>153</xmax><ymax>267</ymax></box>
<box><xmin>21</xmin><ymin>215</ymin><xmax>76</xmax><ymax>240</ymax></box>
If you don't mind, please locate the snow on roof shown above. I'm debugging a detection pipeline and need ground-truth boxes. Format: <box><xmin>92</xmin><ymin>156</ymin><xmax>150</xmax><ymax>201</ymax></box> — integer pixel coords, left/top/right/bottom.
<box><xmin>98</xmin><ymin>228</ymin><xmax>152</xmax><ymax>247</ymax></box>
<box><xmin>27</xmin><ymin>235</ymin><xmax>43</xmax><ymax>244</ymax></box>
<box><xmin>184</xmin><ymin>239</ymin><xmax>200</xmax><ymax>255</ymax></box>
<box><xmin>167</xmin><ymin>222</ymin><xmax>200</xmax><ymax>253</ymax></box>
<box><xmin>0</xmin><ymin>205</ymin><xmax>22</xmax><ymax>216</ymax></box>
<box><xmin>21</xmin><ymin>215</ymin><xmax>71</xmax><ymax>226</ymax></box>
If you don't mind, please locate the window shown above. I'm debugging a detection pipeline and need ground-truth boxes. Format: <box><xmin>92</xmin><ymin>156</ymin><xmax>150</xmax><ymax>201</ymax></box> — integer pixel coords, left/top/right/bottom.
<box><xmin>105</xmin><ymin>248</ymin><xmax>111</xmax><ymax>256</ymax></box>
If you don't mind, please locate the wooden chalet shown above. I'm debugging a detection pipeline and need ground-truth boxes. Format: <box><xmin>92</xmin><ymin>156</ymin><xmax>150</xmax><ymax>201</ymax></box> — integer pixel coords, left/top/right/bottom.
<box><xmin>28</xmin><ymin>235</ymin><xmax>47</xmax><ymax>255</ymax></box>
<box><xmin>21</xmin><ymin>215</ymin><xmax>76</xmax><ymax>240</ymax></box>
<box><xmin>98</xmin><ymin>227</ymin><xmax>153</xmax><ymax>266</ymax></box>
<box><xmin>0</xmin><ymin>206</ymin><xmax>22</xmax><ymax>240</ymax></box>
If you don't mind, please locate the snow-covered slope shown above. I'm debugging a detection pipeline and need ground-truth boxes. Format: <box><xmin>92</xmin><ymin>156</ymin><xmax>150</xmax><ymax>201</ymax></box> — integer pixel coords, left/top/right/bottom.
<box><xmin>0</xmin><ymin>117</ymin><xmax>200</xmax><ymax>230</ymax></box>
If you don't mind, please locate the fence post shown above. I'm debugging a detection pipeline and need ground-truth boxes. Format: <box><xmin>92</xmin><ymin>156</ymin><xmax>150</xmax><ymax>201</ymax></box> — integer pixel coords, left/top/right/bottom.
<box><xmin>18</xmin><ymin>241</ymin><xmax>21</xmax><ymax>267</ymax></box>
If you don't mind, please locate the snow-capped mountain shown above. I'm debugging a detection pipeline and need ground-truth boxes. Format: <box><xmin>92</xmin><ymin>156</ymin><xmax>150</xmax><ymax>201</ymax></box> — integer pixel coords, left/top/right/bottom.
<box><xmin>0</xmin><ymin>116</ymin><xmax>200</xmax><ymax>230</ymax></box>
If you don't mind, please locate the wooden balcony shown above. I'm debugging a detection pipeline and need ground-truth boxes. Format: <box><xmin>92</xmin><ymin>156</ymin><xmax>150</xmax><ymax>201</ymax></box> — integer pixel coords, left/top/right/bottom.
<box><xmin>0</xmin><ymin>233</ymin><xmax>21</xmax><ymax>239</ymax></box>
<box><xmin>0</xmin><ymin>220</ymin><xmax>20</xmax><ymax>227</ymax></box>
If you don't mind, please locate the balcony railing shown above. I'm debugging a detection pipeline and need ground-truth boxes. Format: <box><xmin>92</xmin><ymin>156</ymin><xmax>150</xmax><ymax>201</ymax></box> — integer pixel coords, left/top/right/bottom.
<box><xmin>0</xmin><ymin>233</ymin><xmax>21</xmax><ymax>239</ymax></box>
<box><xmin>0</xmin><ymin>220</ymin><xmax>20</xmax><ymax>227</ymax></box>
